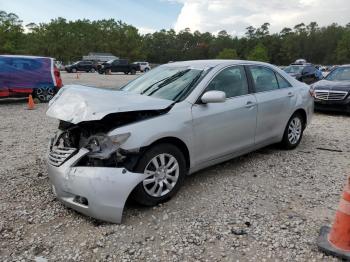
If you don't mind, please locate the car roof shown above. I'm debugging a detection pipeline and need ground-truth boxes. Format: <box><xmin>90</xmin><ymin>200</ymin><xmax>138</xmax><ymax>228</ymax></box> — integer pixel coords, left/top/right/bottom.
<box><xmin>0</xmin><ymin>55</ymin><xmax>52</xmax><ymax>60</ymax></box>
<box><xmin>164</xmin><ymin>59</ymin><xmax>275</xmax><ymax>69</ymax></box>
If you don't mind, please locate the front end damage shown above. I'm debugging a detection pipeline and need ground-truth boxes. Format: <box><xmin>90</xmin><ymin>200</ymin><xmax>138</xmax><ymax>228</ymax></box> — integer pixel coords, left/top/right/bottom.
<box><xmin>47</xmin><ymin>87</ymin><xmax>174</xmax><ymax>223</ymax></box>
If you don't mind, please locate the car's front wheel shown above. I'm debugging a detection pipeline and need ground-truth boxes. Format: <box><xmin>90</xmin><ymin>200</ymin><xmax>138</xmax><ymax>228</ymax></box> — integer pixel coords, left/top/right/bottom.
<box><xmin>281</xmin><ymin>113</ymin><xmax>304</xmax><ymax>149</ymax></box>
<box><xmin>132</xmin><ymin>143</ymin><xmax>186</xmax><ymax>206</ymax></box>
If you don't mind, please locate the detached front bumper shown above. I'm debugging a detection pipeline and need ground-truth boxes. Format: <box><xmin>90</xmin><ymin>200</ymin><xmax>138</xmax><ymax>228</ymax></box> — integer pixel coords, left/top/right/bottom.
<box><xmin>48</xmin><ymin>148</ymin><xmax>146</xmax><ymax>223</ymax></box>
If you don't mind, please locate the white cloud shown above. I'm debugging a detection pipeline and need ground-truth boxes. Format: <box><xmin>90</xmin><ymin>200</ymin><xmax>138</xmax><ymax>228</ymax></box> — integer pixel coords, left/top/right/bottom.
<box><xmin>173</xmin><ymin>0</ymin><xmax>350</xmax><ymax>36</ymax></box>
<box><xmin>138</xmin><ymin>26</ymin><xmax>157</xmax><ymax>35</ymax></box>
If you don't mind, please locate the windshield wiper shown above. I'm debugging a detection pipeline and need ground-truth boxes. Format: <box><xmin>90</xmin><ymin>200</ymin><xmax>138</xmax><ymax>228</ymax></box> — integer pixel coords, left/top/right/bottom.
<box><xmin>140</xmin><ymin>69</ymin><xmax>189</xmax><ymax>95</ymax></box>
<box><xmin>173</xmin><ymin>71</ymin><xmax>203</xmax><ymax>102</ymax></box>
<box><xmin>147</xmin><ymin>69</ymin><xmax>191</xmax><ymax>96</ymax></box>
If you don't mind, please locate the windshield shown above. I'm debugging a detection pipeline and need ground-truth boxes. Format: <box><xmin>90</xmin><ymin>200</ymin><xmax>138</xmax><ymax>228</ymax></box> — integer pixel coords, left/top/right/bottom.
<box><xmin>121</xmin><ymin>65</ymin><xmax>204</xmax><ymax>101</ymax></box>
<box><xmin>326</xmin><ymin>67</ymin><xmax>350</xmax><ymax>81</ymax></box>
<box><xmin>106</xmin><ymin>59</ymin><xmax>114</xmax><ymax>64</ymax></box>
<box><xmin>284</xmin><ymin>65</ymin><xmax>303</xmax><ymax>74</ymax></box>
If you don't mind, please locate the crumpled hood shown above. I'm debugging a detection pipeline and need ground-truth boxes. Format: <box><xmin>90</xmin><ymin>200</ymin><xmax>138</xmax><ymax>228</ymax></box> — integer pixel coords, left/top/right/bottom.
<box><xmin>46</xmin><ymin>85</ymin><xmax>173</xmax><ymax>124</ymax></box>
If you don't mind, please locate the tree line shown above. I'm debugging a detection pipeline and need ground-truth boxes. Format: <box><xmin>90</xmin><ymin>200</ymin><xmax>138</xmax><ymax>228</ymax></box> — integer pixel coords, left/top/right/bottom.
<box><xmin>1</xmin><ymin>10</ymin><xmax>350</xmax><ymax>65</ymax></box>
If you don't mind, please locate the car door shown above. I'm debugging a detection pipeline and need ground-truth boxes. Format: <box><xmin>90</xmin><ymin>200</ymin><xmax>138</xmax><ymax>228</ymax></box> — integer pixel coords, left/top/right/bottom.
<box><xmin>248</xmin><ymin>65</ymin><xmax>297</xmax><ymax>145</ymax></box>
<box><xmin>191</xmin><ymin>65</ymin><xmax>257</xmax><ymax>165</ymax></box>
<box><xmin>77</xmin><ymin>62</ymin><xmax>85</xmax><ymax>71</ymax></box>
<box><xmin>112</xmin><ymin>60</ymin><xmax>120</xmax><ymax>72</ymax></box>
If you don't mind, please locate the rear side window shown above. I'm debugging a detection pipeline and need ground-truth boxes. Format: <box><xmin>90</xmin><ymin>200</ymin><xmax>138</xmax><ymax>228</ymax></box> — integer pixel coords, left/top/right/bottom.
<box><xmin>276</xmin><ymin>73</ymin><xmax>292</xmax><ymax>88</ymax></box>
<box><xmin>206</xmin><ymin>66</ymin><xmax>249</xmax><ymax>98</ymax></box>
<box><xmin>249</xmin><ymin>66</ymin><xmax>278</xmax><ymax>92</ymax></box>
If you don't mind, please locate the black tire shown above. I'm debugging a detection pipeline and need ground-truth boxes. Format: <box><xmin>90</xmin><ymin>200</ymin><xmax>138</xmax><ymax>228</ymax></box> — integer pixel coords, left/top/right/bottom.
<box><xmin>144</xmin><ymin>68</ymin><xmax>149</xmax><ymax>72</ymax></box>
<box><xmin>124</xmin><ymin>72</ymin><xmax>129</xmax><ymax>75</ymax></box>
<box><xmin>90</xmin><ymin>68</ymin><xmax>96</xmax><ymax>73</ymax></box>
<box><xmin>132</xmin><ymin>143</ymin><xmax>186</xmax><ymax>206</ymax></box>
<box><xmin>130</xmin><ymin>69</ymin><xmax>136</xmax><ymax>75</ymax></box>
<box><xmin>71</xmin><ymin>68</ymin><xmax>77</xmax><ymax>73</ymax></box>
<box><xmin>280</xmin><ymin>113</ymin><xmax>305</xmax><ymax>149</ymax></box>
<box><xmin>33</xmin><ymin>86</ymin><xmax>56</xmax><ymax>103</ymax></box>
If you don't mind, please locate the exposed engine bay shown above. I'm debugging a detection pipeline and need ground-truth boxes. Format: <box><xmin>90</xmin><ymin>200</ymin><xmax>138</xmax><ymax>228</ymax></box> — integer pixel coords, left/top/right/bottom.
<box><xmin>49</xmin><ymin>109</ymin><xmax>170</xmax><ymax>169</ymax></box>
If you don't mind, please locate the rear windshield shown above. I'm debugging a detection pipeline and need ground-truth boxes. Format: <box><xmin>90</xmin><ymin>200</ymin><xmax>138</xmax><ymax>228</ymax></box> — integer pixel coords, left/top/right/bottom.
<box><xmin>284</xmin><ymin>65</ymin><xmax>304</xmax><ymax>74</ymax></box>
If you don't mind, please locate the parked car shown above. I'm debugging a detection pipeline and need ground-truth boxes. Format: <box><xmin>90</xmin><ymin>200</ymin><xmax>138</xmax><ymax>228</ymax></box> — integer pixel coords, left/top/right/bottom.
<box><xmin>65</xmin><ymin>60</ymin><xmax>98</xmax><ymax>73</ymax></box>
<box><xmin>133</xmin><ymin>61</ymin><xmax>151</xmax><ymax>72</ymax></box>
<box><xmin>311</xmin><ymin>65</ymin><xmax>350</xmax><ymax>113</ymax></box>
<box><xmin>97</xmin><ymin>59</ymin><xmax>140</xmax><ymax>75</ymax></box>
<box><xmin>0</xmin><ymin>55</ymin><xmax>63</xmax><ymax>102</ymax></box>
<box><xmin>284</xmin><ymin>63</ymin><xmax>322</xmax><ymax>84</ymax></box>
<box><xmin>54</xmin><ymin>60</ymin><xmax>65</xmax><ymax>71</ymax></box>
<box><xmin>46</xmin><ymin>60</ymin><xmax>313</xmax><ymax>223</ymax></box>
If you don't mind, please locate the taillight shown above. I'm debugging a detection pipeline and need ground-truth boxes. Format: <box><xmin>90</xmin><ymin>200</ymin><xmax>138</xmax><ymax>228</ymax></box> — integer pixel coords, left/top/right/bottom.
<box><xmin>54</xmin><ymin>66</ymin><xmax>63</xmax><ymax>88</ymax></box>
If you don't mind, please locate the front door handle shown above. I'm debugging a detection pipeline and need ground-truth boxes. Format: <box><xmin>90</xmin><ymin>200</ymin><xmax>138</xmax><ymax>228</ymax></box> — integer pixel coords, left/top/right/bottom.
<box><xmin>245</xmin><ymin>101</ymin><xmax>256</xmax><ymax>108</ymax></box>
<box><xmin>287</xmin><ymin>92</ymin><xmax>295</xmax><ymax>97</ymax></box>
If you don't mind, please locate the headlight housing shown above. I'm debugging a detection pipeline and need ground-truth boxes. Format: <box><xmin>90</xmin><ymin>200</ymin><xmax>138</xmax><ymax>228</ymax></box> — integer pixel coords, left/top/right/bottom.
<box><xmin>85</xmin><ymin>133</ymin><xmax>130</xmax><ymax>159</ymax></box>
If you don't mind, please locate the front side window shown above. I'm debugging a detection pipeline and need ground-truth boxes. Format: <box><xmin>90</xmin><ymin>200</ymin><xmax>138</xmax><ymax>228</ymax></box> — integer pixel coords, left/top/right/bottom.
<box><xmin>249</xmin><ymin>66</ymin><xmax>279</xmax><ymax>92</ymax></box>
<box><xmin>206</xmin><ymin>66</ymin><xmax>249</xmax><ymax>98</ymax></box>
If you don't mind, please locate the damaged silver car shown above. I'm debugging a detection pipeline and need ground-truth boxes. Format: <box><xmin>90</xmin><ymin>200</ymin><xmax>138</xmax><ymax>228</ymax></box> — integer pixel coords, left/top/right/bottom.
<box><xmin>47</xmin><ymin>60</ymin><xmax>314</xmax><ymax>223</ymax></box>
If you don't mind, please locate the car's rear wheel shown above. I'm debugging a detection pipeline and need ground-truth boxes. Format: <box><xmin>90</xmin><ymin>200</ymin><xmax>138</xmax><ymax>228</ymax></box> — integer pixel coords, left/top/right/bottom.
<box><xmin>33</xmin><ymin>86</ymin><xmax>56</xmax><ymax>102</ymax></box>
<box><xmin>132</xmin><ymin>143</ymin><xmax>186</xmax><ymax>206</ymax></box>
<box><xmin>144</xmin><ymin>68</ymin><xmax>149</xmax><ymax>72</ymax></box>
<box><xmin>131</xmin><ymin>69</ymin><xmax>136</xmax><ymax>75</ymax></box>
<box><xmin>281</xmin><ymin>113</ymin><xmax>304</xmax><ymax>149</ymax></box>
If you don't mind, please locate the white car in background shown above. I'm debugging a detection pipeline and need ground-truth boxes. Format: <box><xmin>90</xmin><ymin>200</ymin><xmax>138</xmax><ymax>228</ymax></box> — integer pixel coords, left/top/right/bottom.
<box><xmin>134</xmin><ymin>61</ymin><xmax>151</xmax><ymax>72</ymax></box>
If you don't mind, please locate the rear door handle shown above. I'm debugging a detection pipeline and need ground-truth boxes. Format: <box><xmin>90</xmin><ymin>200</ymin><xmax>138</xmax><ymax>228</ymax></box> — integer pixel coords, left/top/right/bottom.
<box><xmin>288</xmin><ymin>92</ymin><xmax>295</xmax><ymax>97</ymax></box>
<box><xmin>245</xmin><ymin>101</ymin><xmax>256</xmax><ymax>108</ymax></box>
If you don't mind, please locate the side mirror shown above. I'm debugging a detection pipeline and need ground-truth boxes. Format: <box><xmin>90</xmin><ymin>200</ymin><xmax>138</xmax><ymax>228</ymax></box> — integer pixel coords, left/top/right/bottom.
<box><xmin>201</xmin><ymin>91</ymin><xmax>226</xmax><ymax>104</ymax></box>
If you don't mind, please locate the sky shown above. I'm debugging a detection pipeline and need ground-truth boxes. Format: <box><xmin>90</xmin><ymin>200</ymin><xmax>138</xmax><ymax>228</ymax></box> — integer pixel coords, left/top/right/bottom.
<box><xmin>1</xmin><ymin>0</ymin><xmax>350</xmax><ymax>36</ymax></box>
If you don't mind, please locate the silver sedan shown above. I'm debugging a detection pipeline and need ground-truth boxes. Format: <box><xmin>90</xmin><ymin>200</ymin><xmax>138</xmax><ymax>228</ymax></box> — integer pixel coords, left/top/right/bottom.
<box><xmin>46</xmin><ymin>60</ymin><xmax>314</xmax><ymax>223</ymax></box>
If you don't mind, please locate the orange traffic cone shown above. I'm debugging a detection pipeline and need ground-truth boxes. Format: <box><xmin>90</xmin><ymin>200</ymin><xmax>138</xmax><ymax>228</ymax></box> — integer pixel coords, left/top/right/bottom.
<box><xmin>317</xmin><ymin>177</ymin><xmax>350</xmax><ymax>260</ymax></box>
<box><xmin>27</xmin><ymin>94</ymin><xmax>35</xmax><ymax>110</ymax></box>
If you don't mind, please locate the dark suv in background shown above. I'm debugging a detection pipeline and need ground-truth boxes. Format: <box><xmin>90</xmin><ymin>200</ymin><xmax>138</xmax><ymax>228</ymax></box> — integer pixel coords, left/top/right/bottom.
<box><xmin>65</xmin><ymin>60</ymin><xmax>98</xmax><ymax>73</ymax></box>
<box><xmin>284</xmin><ymin>63</ymin><xmax>322</xmax><ymax>84</ymax></box>
<box><xmin>98</xmin><ymin>59</ymin><xmax>140</xmax><ymax>75</ymax></box>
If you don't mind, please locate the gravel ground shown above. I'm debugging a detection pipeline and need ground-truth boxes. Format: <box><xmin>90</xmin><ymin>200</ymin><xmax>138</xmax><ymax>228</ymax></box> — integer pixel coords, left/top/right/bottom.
<box><xmin>0</xmin><ymin>74</ymin><xmax>350</xmax><ymax>261</ymax></box>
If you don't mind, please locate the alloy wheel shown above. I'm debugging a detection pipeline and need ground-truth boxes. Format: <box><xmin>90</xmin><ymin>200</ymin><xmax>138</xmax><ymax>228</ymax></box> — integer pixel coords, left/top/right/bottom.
<box><xmin>288</xmin><ymin>117</ymin><xmax>302</xmax><ymax>144</ymax></box>
<box><xmin>143</xmin><ymin>153</ymin><xmax>179</xmax><ymax>197</ymax></box>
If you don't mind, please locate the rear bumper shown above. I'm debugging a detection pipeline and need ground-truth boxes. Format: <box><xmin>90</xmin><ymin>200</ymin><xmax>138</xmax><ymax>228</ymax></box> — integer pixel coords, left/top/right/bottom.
<box><xmin>48</xmin><ymin>148</ymin><xmax>146</xmax><ymax>223</ymax></box>
<box><xmin>314</xmin><ymin>98</ymin><xmax>350</xmax><ymax>113</ymax></box>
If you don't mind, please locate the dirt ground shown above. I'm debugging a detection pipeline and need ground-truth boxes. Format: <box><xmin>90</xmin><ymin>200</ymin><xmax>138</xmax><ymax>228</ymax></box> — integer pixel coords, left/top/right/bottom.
<box><xmin>0</xmin><ymin>72</ymin><xmax>349</xmax><ymax>261</ymax></box>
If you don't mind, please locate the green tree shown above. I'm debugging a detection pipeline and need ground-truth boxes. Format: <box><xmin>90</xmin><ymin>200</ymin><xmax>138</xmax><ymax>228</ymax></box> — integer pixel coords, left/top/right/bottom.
<box><xmin>247</xmin><ymin>43</ymin><xmax>269</xmax><ymax>62</ymax></box>
<box><xmin>336</xmin><ymin>32</ymin><xmax>350</xmax><ymax>64</ymax></box>
<box><xmin>216</xmin><ymin>48</ymin><xmax>238</xmax><ymax>59</ymax></box>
